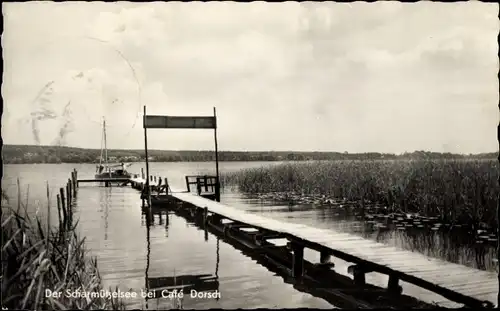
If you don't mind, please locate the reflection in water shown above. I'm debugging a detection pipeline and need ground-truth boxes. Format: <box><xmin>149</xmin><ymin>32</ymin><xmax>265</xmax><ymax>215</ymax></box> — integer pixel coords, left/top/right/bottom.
<box><xmin>3</xmin><ymin>162</ymin><xmax>338</xmax><ymax>309</ymax></box>
<box><xmin>142</xmin><ymin>207</ymin><xmax>221</xmax><ymax>309</ymax></box>
<box><xmin>225</xmin><ymin>193</ymin><xmax>497</xmax><ymax>272</ymax></box>
<box><xmin>215</xmin><ymin>238</ymin><xmax>219</xmax><ymax>279</ymax></box>
<box><xmin>98</xmin><ymin>187</ymin><xmax>112</xmax><ymax>240</ymax></box>
<box><xmin>165</xmin><ymin>212</ymin><xmax>170</xmax><ymax>238</ymax></box>
<box><xmin>145</xmin><ymin>207</ymin><xmax>152</xmax><ymax>310</ymax></box>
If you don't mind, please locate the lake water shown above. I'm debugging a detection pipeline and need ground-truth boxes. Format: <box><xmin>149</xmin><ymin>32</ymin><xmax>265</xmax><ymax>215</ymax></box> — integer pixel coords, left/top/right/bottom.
<box><xmin>2</xmin><ymin>161</ymin><xmax>497</xmax><ymax>308</ymax></box>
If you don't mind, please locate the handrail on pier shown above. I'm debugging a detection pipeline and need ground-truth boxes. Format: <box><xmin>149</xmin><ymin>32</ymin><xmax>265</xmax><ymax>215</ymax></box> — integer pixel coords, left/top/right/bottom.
<box><xmin>185</xmin><ymin>175</ymin><xmax>220</xmax><ymax>200</ymax></box>
<box><xmin>166</xmin><ymin>191</ymin><xmax>496</xmax><ymax>309</ymax></box>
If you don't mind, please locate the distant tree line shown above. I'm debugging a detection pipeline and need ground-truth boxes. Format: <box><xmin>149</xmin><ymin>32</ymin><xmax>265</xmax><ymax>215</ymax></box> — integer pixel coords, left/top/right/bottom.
<box><xmin>2</xmin><ymin>144</ymin><xmax>497</xmax><ymax>164</ymax></box>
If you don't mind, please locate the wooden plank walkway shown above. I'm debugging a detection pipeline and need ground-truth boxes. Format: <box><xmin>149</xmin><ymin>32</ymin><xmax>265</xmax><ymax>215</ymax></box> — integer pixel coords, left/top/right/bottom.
<box><xmin>167</xmin><ymin>189</ymin><xmax>497</xmax><ymax>307</ymax></box>
<box><xmin>77</xmin><ymin>178</ymin><xmax>130</xmax><ymax>183</ymax></box>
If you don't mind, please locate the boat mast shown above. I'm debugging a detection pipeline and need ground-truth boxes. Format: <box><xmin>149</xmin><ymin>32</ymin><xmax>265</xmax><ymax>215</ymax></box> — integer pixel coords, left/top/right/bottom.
<box><xmin>98</xmin><ymin>122</ymin><xmax>104</xmax><ymax>169</ymax></box>
<box><xmin>103</xmin><ymin>117</ymin><xmax>109</xmax><ymax>173</ymax></box>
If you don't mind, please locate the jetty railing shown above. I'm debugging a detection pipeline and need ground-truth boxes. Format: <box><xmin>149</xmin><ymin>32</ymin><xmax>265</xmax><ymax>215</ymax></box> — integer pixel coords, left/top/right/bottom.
<box><xmin>185</xmin><ymin>175</ymin><xmax>219</xmax><ymax>197</ymax></box>
<box><xmin>163</xmin><ymin>189</ymin><xmax>495</xmax><ymax>309</ymax></box>
<box><xmin>159</xmin><ymin>203</ymin><xmax>432</xmax><ymax>309</ymax></box>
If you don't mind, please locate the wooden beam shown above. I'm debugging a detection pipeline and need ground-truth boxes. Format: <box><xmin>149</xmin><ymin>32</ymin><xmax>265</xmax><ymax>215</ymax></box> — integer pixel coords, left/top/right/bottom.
<box><xmin>314</xmin><ymin>262</ymin><xmax>336</xmax><ymax>269</ymax></box>
<box><xmin>348</xmin><ymin>265</ymin><xmax>369</xmax><ymax>286</ymax></box>
<box><xmin>259</xmin><ymin>233</ymin><xmax>287</xmax><ymax>240</ymax></box>
<box><xmin>256</xmin><ymin>245</ymin><xmax>289</xmax><ymax>254</ymax></box>
<box><xmin>320</xmin><ymin>251</ymin><xmax>331</xmax><ymax>264</ymax></box>
<box><xmin>228</xmin><ymin>223</ymin><xmax>256</xmax><ymax>230</ymax></box>
<box><xmin>388</xmin><ymin>275</ymin><xmax>402</xmax><ymax>294</ymax></box>
<box><xmin>211</xmin><ymin>214</ymin><xmax>223</xmax><ymax>225</ymax></box>
<box><xmin>291</xmin><ymin>242</ymin><xmax>304</xmax><ymax>278</ymax></box>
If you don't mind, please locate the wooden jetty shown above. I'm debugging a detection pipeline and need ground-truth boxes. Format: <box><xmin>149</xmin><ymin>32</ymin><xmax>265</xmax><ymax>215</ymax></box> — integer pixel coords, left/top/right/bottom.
<box><xmin>131</xmin><ymin>175</ymin><xmax>220</xmax><ymax>206</ymax></box>
<box><xmin>131</xmin><ymin>175</ymin><xmax>496</xmax><ymax>309</ymax></box>
<box><xmin>64</xmin><ymin>166</ymin><xmax>497</xmax><ymax>308</ymax></box>
<box><xmin>159</xmin><ymin>203</ymin><xmax>433</xmax><ymax>309</ymax></box>
<box><xmin>133</xmin><ymin>107</ymin><xmax>497</xmax><ymax>308</ymax></box>
<box><xmin>77</xmin><ymin>178</ymin><xmax>130</xmax><ymax>185</ymax></box>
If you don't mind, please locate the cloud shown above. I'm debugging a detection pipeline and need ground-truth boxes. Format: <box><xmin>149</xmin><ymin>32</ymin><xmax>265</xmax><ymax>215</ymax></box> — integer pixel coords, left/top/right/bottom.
<box><xmin>2</xmin><ymin>2</ymin><xmax>499</xmax><ymax>153</ymax></box>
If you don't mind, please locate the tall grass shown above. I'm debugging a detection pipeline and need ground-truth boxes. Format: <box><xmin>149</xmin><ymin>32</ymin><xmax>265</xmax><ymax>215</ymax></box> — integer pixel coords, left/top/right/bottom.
<box><xmin>1</xmin><ymin>181</ymin><xmax>126</xmax><ymax>310</ymax></box>
<box><xmin>221</xmin><ymin>159</ymin><xmax>498</xmax><ymax>229</ymax></box>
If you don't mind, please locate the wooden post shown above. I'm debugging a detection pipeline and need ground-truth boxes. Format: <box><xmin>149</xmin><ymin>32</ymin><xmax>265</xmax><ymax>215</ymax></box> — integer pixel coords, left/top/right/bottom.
<box><xmin>59</xmin><ymin>187</ymin><xmax>67</xmax><ymax>230</ymax></box>
<box><xmin>66</xmin><ymin>182</ymin><xmax>71</xmax><ymax>208</ymax></box>
<box><xmin>67</xmin><ymin>182</ymin><xmax>72</xmax><ymax>228</ymax></box>
<box><xmin>204</xmin><ymin>175</ymin><xmax>208</xmax><ymax>192</ymax></box>
<box><xmin>388</xmin><ymin>275</ymin><xmax>402</xmax><ymax>294</ymax></box>
<box><xmin>351</xmin><ymin>266</ymin><xmax>366</xmax><ymax>286</ymax></box>
<box><xmin>143</xmin><ymin>105</ymin><xmax>152</xmax><ymax>209</ymax></box>
<box><xmin>74</xmin><ymin>169</ymin><xmax>79</xmax><ymax>188</ymax></box>
<box><xmin>197</xmin><ymin>177</ymin><xmax>202</xmax><ymax>195</ymax></box>
<box><xmin>67</xmin><ymin>181</ymin><xmax>72</xmax><ymax>228</ymax></box>
<box><xmin>56</xmin><ymin>194</ymin><xmax>62</xmax><ymax>232</ymax></box>
<box><xmin>74</xmin><ymin>171</ymin><xmax>78</xmax><ymax>194</ymax></box>
<box><xmin>291</xmin><ymin>242</ymin><xmax>304</xmax><ymax>278</ymax></box>
<box><xmin>213</xmin><ymin>107</ymin><xmax>220</xmax><ymax>202</ymax></box>
<box><xmin>68</xmin><ymin>179</ymin><xmax>72</xmax><ymax>203</ymax></box>
<box><xmin>185</xmin><ymin>176</ymin><xmax>190</xmax><ymax>192</ymax></box>
<box><xmin>165</xmin><ymin>177</ymin><xmax>169</xmax><ymax>195</ymax></box>
<box><xmin>71</xmin><ymin>171</ymin><xmax>76</xmax><ymax>196</ymax></box>
<box><xmin>46</xmin><ymin>182</ymin><xmax>50</xmax><ymax>246</ymax></box>
<box><xmin>212</xmin><ymin>214</ymin><xmax>222</xmax><ymax>225</ymax></box>
<box><xmin>320</xmin><ymin>251</ymin><xmax>331</xmax><ymax>264</ymax></box>
<box><xmin>141</xmin><ymin>167</ymin><xmax>145</xmax><ymax>179</ymax></box>
<box><xmin>203</xmin><ymin>206</ymin><xmax>208</xmax><ymax>226</ymax></box>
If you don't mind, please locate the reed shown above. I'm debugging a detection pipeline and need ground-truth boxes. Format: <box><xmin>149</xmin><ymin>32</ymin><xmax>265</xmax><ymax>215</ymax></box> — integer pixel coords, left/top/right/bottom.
<box><xmin>1</xmin><ymin>180</ymin><xmax>126</xmax><ymax>310</ymax></box>
<box><xmin>221</xmin><ymin>159</ymin><xmax>499</xmax><ymax>229</ymax></box>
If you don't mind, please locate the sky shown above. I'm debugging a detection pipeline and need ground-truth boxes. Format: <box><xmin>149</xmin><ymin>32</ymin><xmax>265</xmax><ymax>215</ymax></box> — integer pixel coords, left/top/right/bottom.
<box><xmin>2</xmin><ymin>1</ymin><xmax>499</xmax><ymax>154</ymax></box>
